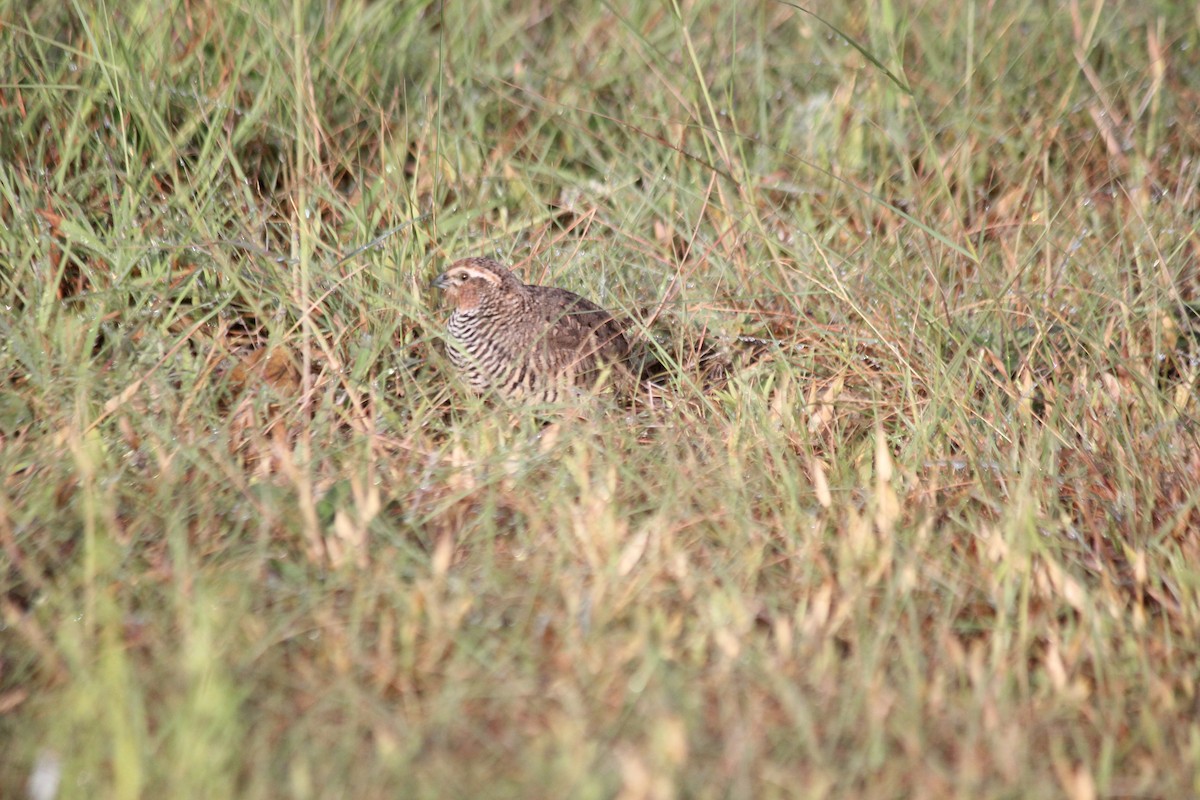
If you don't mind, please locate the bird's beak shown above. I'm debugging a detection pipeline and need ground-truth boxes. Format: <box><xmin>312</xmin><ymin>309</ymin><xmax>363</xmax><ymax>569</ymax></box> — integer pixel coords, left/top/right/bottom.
<box><xmin>432</xmin><ymin>272</ymin><xmax>450</xmax><ymax>290</ymax></box>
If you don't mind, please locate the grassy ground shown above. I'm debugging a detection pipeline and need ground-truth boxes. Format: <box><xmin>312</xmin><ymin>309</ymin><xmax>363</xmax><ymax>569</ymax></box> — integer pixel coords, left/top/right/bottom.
<box><xmin>3</xmin><ymin>0</ymin><xmax>1199</xmax><ymax>797</ymax></box>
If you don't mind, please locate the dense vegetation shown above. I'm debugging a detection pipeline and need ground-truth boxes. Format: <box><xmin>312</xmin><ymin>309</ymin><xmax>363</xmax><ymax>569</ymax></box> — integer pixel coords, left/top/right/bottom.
<box><xmin>2</xmin><ymin>1</ymin><xmax>1198</xmax><ymax>797</ymax></box>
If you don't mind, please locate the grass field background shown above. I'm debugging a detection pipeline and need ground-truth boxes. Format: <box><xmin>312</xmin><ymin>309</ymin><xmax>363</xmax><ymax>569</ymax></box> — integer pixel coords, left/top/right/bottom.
<box><xmin>2</xmin><ymin>0</ymin><xmax>1199</xmax><ymax>797</ymax></box>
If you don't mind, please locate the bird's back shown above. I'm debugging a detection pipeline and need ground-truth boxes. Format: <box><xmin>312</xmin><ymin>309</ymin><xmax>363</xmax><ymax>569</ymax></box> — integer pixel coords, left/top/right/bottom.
<box><xmin>506</xmin><ymin>284</ymin><xmax>631</xmax><ymax>402</ymax></box>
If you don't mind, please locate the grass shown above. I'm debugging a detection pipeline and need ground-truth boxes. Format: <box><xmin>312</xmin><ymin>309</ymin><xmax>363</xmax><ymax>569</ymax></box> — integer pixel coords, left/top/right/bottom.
<box><xmin>2</xmin><ymin>0</ymin><xmax>1199</xmax><ymax>797</ymax></box>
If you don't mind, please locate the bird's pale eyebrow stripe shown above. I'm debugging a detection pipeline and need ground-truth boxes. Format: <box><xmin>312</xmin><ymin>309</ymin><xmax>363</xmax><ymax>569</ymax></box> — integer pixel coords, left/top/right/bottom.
<box><xmin>463</xmin><ymin>267</ymin><xmax>502</xmax><ymax>284</ymax></box>
<box><xmin>452</xmin><ymin>266</ymin><xmax>502</xmax><ymax>284</ymax></box>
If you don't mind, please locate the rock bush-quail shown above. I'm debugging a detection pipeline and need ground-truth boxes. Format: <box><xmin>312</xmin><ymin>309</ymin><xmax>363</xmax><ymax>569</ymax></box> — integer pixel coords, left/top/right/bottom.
<box><xmin>432</xmin><ymin>257</ymin><xmax>633</xmax><ymax>404</ymax></box>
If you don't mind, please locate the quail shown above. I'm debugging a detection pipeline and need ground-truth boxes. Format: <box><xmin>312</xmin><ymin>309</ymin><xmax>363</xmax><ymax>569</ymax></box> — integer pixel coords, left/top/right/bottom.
<box><xmin>432</xmin><ymin>257</ymin><xmax>633</xmax><ymax>404</ymax></box>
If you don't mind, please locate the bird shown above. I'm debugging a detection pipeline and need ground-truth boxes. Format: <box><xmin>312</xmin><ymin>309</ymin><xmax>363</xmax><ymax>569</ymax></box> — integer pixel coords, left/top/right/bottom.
<box><xmin>432</xmin><ymin>256</ymin><xmax>633</xmax><ymax>404</ymax></box>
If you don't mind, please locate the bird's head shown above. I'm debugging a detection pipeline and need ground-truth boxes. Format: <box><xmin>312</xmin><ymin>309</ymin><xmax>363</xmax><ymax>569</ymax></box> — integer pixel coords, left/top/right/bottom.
<box><xmin>433</xmin><ymin>257</ymin><xmax>525</xmax><ymax>313</ymax></box>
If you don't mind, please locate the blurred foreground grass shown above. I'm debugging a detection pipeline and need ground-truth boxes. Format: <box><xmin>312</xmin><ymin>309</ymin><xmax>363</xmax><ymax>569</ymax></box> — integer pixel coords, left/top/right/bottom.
<box><xmin>2</xmin><ymin>1</ymin><xmax>1199</xmax><ymax>797</ymax></box>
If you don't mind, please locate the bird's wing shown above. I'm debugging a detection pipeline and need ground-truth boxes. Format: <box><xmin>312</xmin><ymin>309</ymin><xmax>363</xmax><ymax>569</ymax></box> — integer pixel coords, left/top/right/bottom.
<box><xmin>534</xmin><ymin>288</ymin><xmax>631</xmax><ymax>363</ymax></box>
